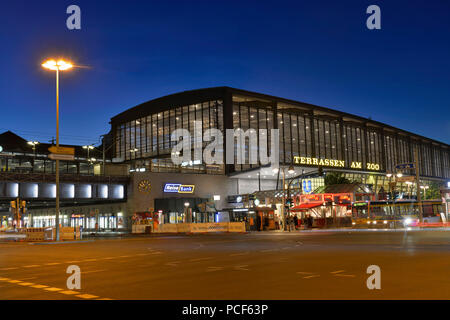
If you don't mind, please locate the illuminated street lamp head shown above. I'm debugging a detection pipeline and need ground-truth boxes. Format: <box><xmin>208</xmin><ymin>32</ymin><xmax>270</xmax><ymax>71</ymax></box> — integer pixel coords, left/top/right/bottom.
<box><xmin>288</xmin><ymin>165</ymin><xmax>295</xmax><ymax>175</ymax></box>
<box><xmin>42</xmin><ymin>59</ymin><xmax>73</xmax><ymax>71</ymax></box>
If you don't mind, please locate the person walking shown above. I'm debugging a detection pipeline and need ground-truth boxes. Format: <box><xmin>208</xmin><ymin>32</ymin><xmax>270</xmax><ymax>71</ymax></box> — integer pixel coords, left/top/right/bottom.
<box><xmin>293</xmin><ymin>215</ymin><xmax>298</xmax><ymax>230</ymax></box>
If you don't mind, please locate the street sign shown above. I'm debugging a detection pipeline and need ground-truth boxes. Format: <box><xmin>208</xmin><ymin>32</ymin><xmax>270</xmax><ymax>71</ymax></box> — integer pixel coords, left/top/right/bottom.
<box><xmin>395</xmin><ymin>163</ymin><xmax>415</xmax><ymax>170</ymax></box>
<box><xmin>48</xmin><ymin>146</ymin><xmax>75</xmax><ymax>155</ymax></box>
<box><xmin>48</xmin><ymin>153</ymin><xmax>75</xmax><ymax>161</ymax></box>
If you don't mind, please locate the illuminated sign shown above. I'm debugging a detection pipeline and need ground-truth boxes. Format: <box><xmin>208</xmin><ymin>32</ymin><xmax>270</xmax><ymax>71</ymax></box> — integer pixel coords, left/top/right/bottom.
<box><xmin>302</xmin><ymin>180</ymin><xmax>312</xmax><ymax>193</ymax></box>
<box><xmin>163</xmin><ymin>183</ymin><xmax>195</xmax><ymax>194</ymax></box>
<box><xmin>294</xmin><ymin>156</ymin><xmax>380</xmax><ymax>171</ymax></box>
<box><xmin>294</xmin><ymin>156</ymin><xmax>345</xmax><ymax>167</ymax></box>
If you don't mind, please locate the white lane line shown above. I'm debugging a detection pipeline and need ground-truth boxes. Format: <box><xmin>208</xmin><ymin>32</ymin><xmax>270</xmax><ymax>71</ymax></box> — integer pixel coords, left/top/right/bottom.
<box><xmin>0</xmin><ymin>267</ymin><xmax>18</xmax><ymax>271</ymax></box>
<box><xmin>303</xmin><ymin>275</ymin><xmax>320</xmax><ymax>279</ymax></box>
<box><xmin>296</xmin><ymin>272</ymin><xmax>314</xmax><ymax>275</ymax></box>
<box><xmin>66</xmin><ymin>261</ymin><xmax>80</xmax><ymax>263</ymax></box>
<box><xmin>334</xmin><ymin>274</ymin><xmax>356</xmax><ymax>278</ymax></box>
<box><xmin>45</xmin><ymin>262</ymin><xmax>61</xmax><ymax>266</ymax></box>
<box><xmin>330</xmin><ymin>270</ymin><xmax>346</xmax><ymax>274</ymax></box>
<box><xmin>23</xmin><ymin>265</ymin><xmax>40</xmax><ymax>268</ymax></box>
<box><xmin>206</xmin><ymin>267</ymin><xmax>224</xmax><ymax>272</ymax></box>
<box><xmin>83</xmin><ymin>259</ymin><xmax>98</xmax><ymax>262</ymax></box>
<box><xmin>233</xmin><ymin>265</ymin><xmax>249</xmax><ymax>271</ymax></box>
<box><xmin>165</xmin><ymin>262</ymin><xmax>180</xmax><ymax>267</ymax></box>
<box><xmin>82</xmin><ymin>269</ymin><xmax>107</xmax><ymax>274</ymax></box>
<box><xmin>31</xmin><ymin>284</ymin><xmax>48</xmax><ymax>289</ymax></box>
<box><xmin>189</xmin><ymin>257</ymin><xmax>212</xmax><ymax>262</ymax></box>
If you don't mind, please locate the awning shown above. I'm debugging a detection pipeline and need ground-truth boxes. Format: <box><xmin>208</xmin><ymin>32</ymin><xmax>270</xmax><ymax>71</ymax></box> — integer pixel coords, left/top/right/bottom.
<box><xmin>291</xmin><ymin>203</ymin><xmax>322</xmax><ymax>211</ymax></box>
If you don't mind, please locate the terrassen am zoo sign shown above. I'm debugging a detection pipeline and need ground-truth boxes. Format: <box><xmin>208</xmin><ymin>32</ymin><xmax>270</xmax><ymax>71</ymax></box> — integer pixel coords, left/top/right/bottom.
<box><xmin>163</xmin><ymin>183</ymin><xmax>195</xmax><ymax>194</ymax></box>
<box><xmin>293</xmin><ymin>156</ymin><xmax>380</xmax><ymax>171</ymax></box>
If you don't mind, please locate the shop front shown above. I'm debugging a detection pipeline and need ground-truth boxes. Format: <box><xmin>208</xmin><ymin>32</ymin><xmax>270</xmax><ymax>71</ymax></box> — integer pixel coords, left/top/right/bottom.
<box><xmin>291</xmin><ymin>193</ymin><xmax>353</xmax><ymax>228</ymax></box>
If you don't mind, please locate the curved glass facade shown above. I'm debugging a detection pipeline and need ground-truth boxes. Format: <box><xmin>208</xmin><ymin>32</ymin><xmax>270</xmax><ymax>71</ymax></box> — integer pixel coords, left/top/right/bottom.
<box><xmin>111</xmin><ymin>87</ymin><xmax>450</xmax><ymax>180</ymax></box>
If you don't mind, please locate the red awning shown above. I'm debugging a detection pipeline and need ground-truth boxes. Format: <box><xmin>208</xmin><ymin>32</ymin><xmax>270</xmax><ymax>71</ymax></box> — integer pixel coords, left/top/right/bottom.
<box><xmin>290</xmin><ymin>203</ymin><xmax>322</xmax><ymax>211</ymax></box>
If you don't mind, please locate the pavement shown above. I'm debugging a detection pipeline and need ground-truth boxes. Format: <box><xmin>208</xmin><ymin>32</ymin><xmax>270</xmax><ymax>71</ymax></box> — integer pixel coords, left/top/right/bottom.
<box><xmin>0</xmin><ymin>229</ymin><xmax>449</xmax><ymax>300</ymax></box>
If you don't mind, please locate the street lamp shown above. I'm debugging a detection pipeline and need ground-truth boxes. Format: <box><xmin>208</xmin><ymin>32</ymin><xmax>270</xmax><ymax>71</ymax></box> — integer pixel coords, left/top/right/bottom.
<box><xmin>27</xmin><ymin>141</ymin><xmax>39</xmax><ymax>170</ymax></box>
<box><xmin>83</xmin><ymin>145</ymin><xmax>95</xmax><ymax>174</ymax></box>
<box><xmin>42</xmin><ymin>58</ymin><xmax>73</xmax><ymax>241</ymax></box>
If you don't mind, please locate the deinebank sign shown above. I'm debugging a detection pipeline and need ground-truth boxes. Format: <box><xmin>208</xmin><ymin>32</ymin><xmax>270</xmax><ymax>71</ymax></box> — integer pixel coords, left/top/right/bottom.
<box><xmin>293</xmin><ymin>156</ymin><xmax>380</xmax><ymax>171</ymax></box>
<box><xmin>163</xmin><ymin>183</ymin><xmax>195</xmax><ymax>194</ymax></box>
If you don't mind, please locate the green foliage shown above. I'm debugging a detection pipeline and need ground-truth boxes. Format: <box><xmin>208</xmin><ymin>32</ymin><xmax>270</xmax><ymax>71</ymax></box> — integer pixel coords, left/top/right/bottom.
<box><xmin>324</xmin><ymin>172</ymin><xmax>352</xmax><ymax>186</ymax></box>
<box><xmin>424</xmin><ymin>181</ymin><xmax>443</xmax><ymax>200</ymax></box>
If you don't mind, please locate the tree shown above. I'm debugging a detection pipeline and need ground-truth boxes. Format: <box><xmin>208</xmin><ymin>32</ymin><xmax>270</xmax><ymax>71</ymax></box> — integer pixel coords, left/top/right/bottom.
<box><xmin>424</xmin><ymin>181</ymin><xmax>443</xmax><ymax>200</ymax></box>
<box><xmin>324</xmin><ymin>172</ymin><xmax>351</xmax><ymax>186</ymax></box>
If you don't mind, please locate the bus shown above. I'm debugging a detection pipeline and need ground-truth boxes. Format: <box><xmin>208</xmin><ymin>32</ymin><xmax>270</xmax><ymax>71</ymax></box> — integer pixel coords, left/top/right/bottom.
<box><xmin>351</xmin><ymin>200</ymin><xmax>445</xmax><ymax>228</ymax></box>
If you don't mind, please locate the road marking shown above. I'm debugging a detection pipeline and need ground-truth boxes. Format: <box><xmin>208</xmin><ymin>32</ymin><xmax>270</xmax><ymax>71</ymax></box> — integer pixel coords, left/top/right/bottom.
<box><xmin>233</xmin><ymin>265</ymin><xmax>249</xmax><ymax>271</ymax></box>
<box><xmin>31</xmin><ymin>285</ymin><xmax>48</xmax><ymax>289</ymax></box>
<box><xmin>334</xmin><ymin>274</ymin><xmax>356</xmax><ymax>278</ymax></box>
<box><xmin>102</xmin><ymin>257</ymin><xmax>115</xmax><ymax>260</ymax></box>
<box><xmin>66</xmin><ymin>261</ymin><xmax>80</xmax><ymax>263</ymax></box>
<box><xmin>44</xmin><ymin>287</ymin><xmax>63</xmax><ymax>292</ymax></box>
<box><xmin>303</xmin><ymin>275</ymin><xmax>320</xmax><ymax>279</ymax></box>
<box><xmin>190</xmin><ymin>257</ymin><xmax>212</xmax><ymax>262</ymax></box>
<box><xmin>150</xmin><ymin>251</ymin><xmax>162</xmax><ymax>255</ymax></box>
<box><xmin>118</xmin><ymin>255</ymin><xmax>131</xmax><ymax>258</ymax></box>
<box><xmin>229</xmin><ymin>252</ymin><xmax>249</xmax><ymax>257</ymax></box>
<box><xmin>206</xmin><ymin>267</ymin><xmax>224</xmax><ymax>272</ymax></box>
<box><xmin>45</xmin><ymin>262</ymin><xmax>61</xmax><ymax>266</ymax></box>
<box><xmin>60</xmin><ymin>290</ymin><xmax>80</xmax><ymax>295</ymax></box>
<box><xmin>82</xmin><ymin>269</ymin><xmax>106</xmax><ymax>274</ymax></box>
<box><xmin>3</xmin><ymin>276</ymin><xmax>112</xmax><ymax>300</ymax></box>
<box><xmin>165</xmin><ymin>262</ymin><xmax>180</xmax><ymax>267</ymax></box>
<box><xmin>18</xmin><ymin>282</ymin><xmax>35</xmax><ymax>286</ymax></box>
<box><xmin>23</xmin><ymin>265</ymin><xmax>41</xmax><ymax>268</ymax></box>
<box><xmin>0</xmin><ymin>267</ymin><xmax>18</xmax><ymax>271</ymax></box>
<box><xmin>76</xmin><ymin>294</ymin><xmax>99</xmax><ymax>299</ymax></box>
<box><xmin>83</xmin><ymin>259</ymin><xmax>98</xmax><ymax>262</ymax></box>
<box><xmin>330</xmin><ymin>270</ymin><xmax>345</xmax><ymax>274</ymax></box>
<box><xmin>296</xmin><ymin>272</ymin><xmax>314</xmax><ymax>275</ymax></box>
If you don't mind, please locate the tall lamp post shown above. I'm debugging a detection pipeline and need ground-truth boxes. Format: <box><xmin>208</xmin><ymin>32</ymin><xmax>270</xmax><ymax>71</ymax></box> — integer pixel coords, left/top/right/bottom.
<box><xmin>42</xmin><ymin>59</ymin><xmax>73</xmax><ymax>241</ymax></box>
<box><xmin>27</xmin><ymin>141</ymin><xmax>39</xmax><ymax>171</ymax></box>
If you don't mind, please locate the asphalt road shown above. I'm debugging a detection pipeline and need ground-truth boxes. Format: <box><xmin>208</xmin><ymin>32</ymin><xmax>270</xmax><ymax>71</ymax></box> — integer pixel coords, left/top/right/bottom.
<box><xmin>0</xmin><ymin>230</ymin><xmax>449</xmax><ymax>300</ymax></box>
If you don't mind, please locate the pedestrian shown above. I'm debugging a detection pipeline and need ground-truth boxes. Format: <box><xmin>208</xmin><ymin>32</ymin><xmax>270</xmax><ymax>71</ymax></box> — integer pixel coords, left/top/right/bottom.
<box><xmin>293</xmin><ymin>215</ymin><xmax>298</xmax><ymax>230</ymax></box>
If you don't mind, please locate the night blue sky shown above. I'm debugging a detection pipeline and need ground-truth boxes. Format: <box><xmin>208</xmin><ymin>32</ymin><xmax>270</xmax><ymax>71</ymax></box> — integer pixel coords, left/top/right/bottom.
<box><xmin>1</xmin><ymin>0</ymin><xmax>449</xmax><ymax>146</ymax></box>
